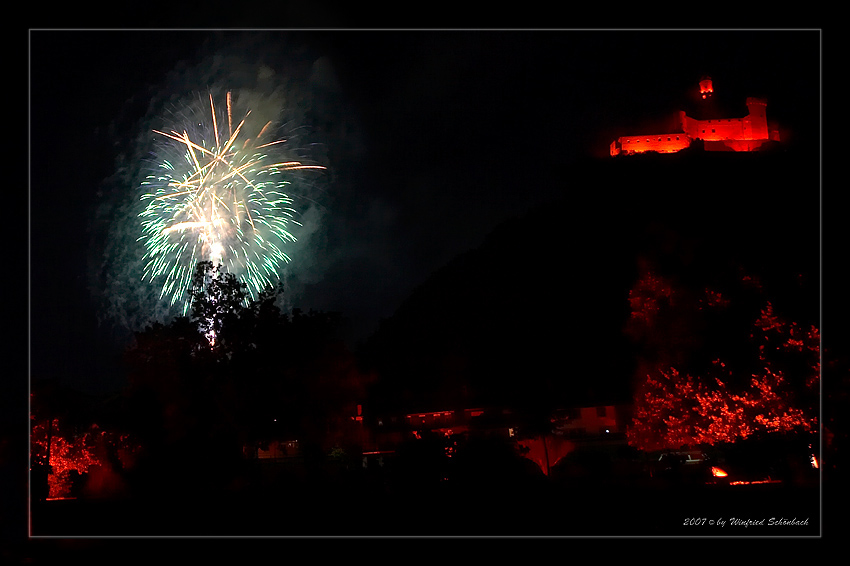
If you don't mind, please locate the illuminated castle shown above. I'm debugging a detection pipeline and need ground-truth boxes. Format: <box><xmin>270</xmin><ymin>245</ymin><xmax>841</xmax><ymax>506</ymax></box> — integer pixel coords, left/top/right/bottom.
<box><xmin>609</xmin><ymin>77</ymin><xmax>781</xmax><ymax>156</ymax></box>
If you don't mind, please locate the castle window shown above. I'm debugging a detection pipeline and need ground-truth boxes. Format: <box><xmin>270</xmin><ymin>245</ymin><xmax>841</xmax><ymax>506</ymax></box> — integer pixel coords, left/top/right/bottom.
<box><xmin>667</xmin><ymin>137</ymin><xmax>671</xmax><ymax>141</ymax></box>
<box><xmin>712</xmin><ymin>129</ymin><xmax>716</xmax><ymax>133</ymax></box>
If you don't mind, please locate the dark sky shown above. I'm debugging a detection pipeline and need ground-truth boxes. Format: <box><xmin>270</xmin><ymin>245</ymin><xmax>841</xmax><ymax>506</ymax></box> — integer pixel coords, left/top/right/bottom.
<box><xmin>28</xmin><ymin>29</ymin><xmax>821</xmax><ymax>393</ymax></box>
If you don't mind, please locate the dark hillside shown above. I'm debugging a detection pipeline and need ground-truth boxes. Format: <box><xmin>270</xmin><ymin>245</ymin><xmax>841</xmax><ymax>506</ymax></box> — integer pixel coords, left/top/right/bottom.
<box><xmin>361</xmin><ymin>147</ymin><xmax>820</xmax><ymax>416</ymax></box>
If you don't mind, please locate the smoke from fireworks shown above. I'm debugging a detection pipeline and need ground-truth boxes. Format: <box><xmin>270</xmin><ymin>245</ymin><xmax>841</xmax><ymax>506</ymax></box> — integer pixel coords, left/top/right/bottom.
<box><xmin>89</xmin><ymin>40</ymin><xmax>338</xmax><ymax>345</ymax></box>
<box><xmin>138</xmin><ymin>90</ymin><xmax>326</xmax><ymax>313</ymax></box>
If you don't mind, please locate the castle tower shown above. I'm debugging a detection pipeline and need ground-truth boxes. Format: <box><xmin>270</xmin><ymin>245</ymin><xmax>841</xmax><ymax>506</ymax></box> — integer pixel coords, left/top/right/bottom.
<box><xmin>745</xmin><ymin>97</ymin><xmax>769</xmax><ymax>140</ymax></box>
<box><xmin>699</xmin><ymin>76</ymin><xmax>714</xmax><ymax>99</ymax></box>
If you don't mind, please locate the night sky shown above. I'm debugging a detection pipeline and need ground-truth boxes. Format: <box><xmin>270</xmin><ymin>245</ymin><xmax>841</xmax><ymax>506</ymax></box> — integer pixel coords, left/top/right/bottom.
<box><xmin>28</xmin><ymin>29</ymin><xmax>821</xmax><ymax>394</ymax></box>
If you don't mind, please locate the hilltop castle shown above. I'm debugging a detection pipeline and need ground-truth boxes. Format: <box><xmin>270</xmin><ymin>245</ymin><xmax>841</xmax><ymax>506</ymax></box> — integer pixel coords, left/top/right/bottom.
<box><xmin>609</xmin><ymin>77</ymin><xmax>781</xmax><ymax>156</ymax></box>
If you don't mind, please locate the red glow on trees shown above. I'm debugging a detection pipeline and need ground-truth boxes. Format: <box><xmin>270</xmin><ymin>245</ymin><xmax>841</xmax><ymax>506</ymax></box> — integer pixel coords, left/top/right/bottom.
<box><xmin>31</xmin><ymin>417</ymin><xmax>141</xmax><ymax>499</ymax></box>
<box><xmin>624</xmin><ymin>263</ymin><xmax>703</xmax><ymax>372</ymax></box>
<box><xmin>754</xmin><ymin>301</ymin><xmax>783</xmax><ymax>335</ymax></box>
<box><xmin>628</xmin><ymin>360</ymin><xmax>817</xmax><ymax>452</ymax></box>
<box><xmin>741</xmin><ymin>273</ymin><xmax>763</xmax><ymax>291</ymax></box>
<box><xmin>754</xmin><ymin>302</ymin><xmax>820</xmax><ymax>379</ymax></box>
<box><xmin>31</xmin><ymin>418</ymin><xmax>99</xmax><ymax>499</ymax></box>
<box><xmin>629</xmin><ymin>366</ymin><xmax>708</xmax><ymax>452</ymax></box>
<box><xmin>626</xmin><ymin>267</ymin><xmax>819</xmax><ymax>453</ymax></box>
<box><xmin>627</xmin><ymin>271</ymin><xmax>674</xmax><ymax>327</ymax></box>
<box><xmin>700</xmin><ymin>288</ymin><xmax>730</xmax><ymax>310</ymax></box>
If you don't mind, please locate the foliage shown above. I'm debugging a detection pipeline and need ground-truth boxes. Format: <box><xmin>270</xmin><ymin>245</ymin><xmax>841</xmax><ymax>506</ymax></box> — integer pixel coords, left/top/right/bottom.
<box><xmin>30</xmin><ymin>413</ymin><xmax>140</xmax><ymax>500</ymax></box>
<box><xmin>626</xmin><ymin>261</ymin><xmax>819</xmax><ymax>452</ymax></box>
<box><xmin>121</xmin><ymin>261</ymin><xmax>373</xmax><ymax>483</ymax></box>
<box><xmin>188</xmin><ymin>261</ymin><xmax>250</xmax><ymax>350</ymax></box>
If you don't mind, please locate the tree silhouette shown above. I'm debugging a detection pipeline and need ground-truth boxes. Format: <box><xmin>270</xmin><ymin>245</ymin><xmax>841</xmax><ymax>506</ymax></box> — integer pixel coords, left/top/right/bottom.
<box><xmin>187</xmin><ymin>261</ymin><xmax>251</xmax><ymax>351</ymax></box>
<box><xmin>121</xmin><ymin>261</ymin><xmax>372</xmax><ymax>497</ymax></box>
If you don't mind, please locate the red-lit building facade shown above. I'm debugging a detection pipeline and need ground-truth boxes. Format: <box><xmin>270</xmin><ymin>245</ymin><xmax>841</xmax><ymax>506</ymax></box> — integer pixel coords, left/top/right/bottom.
<box><xmin>237</xmin><ymin>402</ymin><xmax>636</xmax><ymax>477</ymax></box>
<box><xmin>359</xmin><ymin>407</ymin><xmax>511</xmax><ymax>456</ymax></box>
<box><xmin>610</xmin><ymin>78</ymin><xmax>781</xmax><ymax>156</ymax></box>
<box><xmin>517</xmin><ymin>404</ymin><xmax>634</xmax><ymax>475</ymax></box>
<box><xmin>360</xmin><ymin>404</ymin><xmax>634</xmax><ymax>474</ymax></box>
<box><xmin>549</xmin><ymin>404</ymin><xmax>632</xmax><ymax>438</ymax></box>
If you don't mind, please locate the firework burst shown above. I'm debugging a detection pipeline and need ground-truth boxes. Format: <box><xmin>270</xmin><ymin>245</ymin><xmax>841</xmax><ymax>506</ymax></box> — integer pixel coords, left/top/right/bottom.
<box><xmin>138</xmin><ymin>91</ymin><xmax>325</xmax><ymax>313</ymax></box>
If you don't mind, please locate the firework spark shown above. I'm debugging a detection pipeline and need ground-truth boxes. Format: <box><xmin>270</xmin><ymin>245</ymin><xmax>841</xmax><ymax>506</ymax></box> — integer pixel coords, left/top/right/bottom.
<box><xmin>138</xmin><ymin>91</ymin><xmax>325</xmax><ymax>313</ymax></box>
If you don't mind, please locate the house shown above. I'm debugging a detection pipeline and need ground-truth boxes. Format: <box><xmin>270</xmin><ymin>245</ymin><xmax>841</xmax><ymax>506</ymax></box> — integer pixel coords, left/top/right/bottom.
<box><xmin>549</xmin><ymin>404</ymin><xmax>632</xmax><ymax>438</ymax></box>
<box><xmin>365</xmin><ymin>403</ymin><xmax>635</xmax><ymax>475</ymax></box>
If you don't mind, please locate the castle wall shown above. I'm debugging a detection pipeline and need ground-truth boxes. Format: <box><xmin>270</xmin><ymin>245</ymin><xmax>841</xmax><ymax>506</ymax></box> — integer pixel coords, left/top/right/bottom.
<box><xmin>614</xmin><ymin>133</ymin><xmax>690</xmax><ymax>155</ymax></box>
<box><xmin>683</xmin><ymin>116</ymin><xmax>747</xmax><ymax>141</ymax></box>
<box><xmin>610</xmin><ymin>94</ymin><xmax>776</xmax><ymax>156</ymax></box>
<box><xmin>682</xmin><ymin>99</ymin><xmax>769</xmax><ymax>143</ymax></box>
<box><xmin>746</xmin><ymin>98</ymin><xmax>769</xmax><ymax>140</ymax></box>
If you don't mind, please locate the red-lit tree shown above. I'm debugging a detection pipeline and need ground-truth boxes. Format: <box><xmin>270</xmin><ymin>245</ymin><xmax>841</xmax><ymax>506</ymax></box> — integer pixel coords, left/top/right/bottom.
<box><xmin>629</xmin><ymin>366</ymin><xmax>707</xmax><ymax>452</ymax></box>
<box><xmin>31</xmin><ymin>417</ymin><xmax>98</xmax><ymax>499</ymax></box>
<box><xmin>30</xmin><ymin>412</ymin><xmax>141</xmax><ymax>500</ymax></box>
<box><xmin>626</xmin><ymin>262</ymin><xmax>818</xmax><ymax>452</ymax></box>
